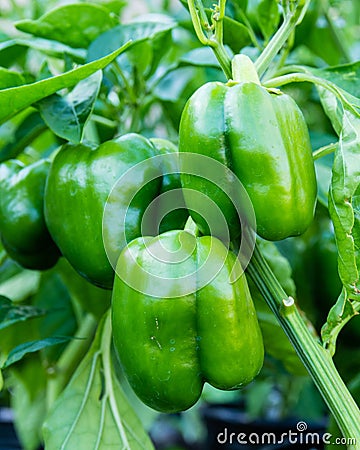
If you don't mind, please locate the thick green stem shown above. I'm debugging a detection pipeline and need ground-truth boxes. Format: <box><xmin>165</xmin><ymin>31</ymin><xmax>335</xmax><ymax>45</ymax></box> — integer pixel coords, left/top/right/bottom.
<box><xmin>247</xmin><ymin>244</ymin><xmax>360</xmax><ymax>444</ymax></box>
<box><xmin>255</xmin><ymin>15</ymin><xmax>297</xmax><ymax>77</ymax></box>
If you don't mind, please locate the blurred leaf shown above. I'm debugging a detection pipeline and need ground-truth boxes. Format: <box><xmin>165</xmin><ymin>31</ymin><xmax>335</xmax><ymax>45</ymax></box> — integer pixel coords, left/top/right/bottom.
<box><xmin>32</xmin><ymin>269</ymin><xmax>78</xmax><ymax>363</ymax></box>
<box><xmin>179</xmin><ymin>47</ymin><xmax>220</xmax><ymax>69</ymax></box>
<box><xmin>0</xmin><ymin>111</ymin><xmax>47</xmax><ymax>163</ymax></box>
<box><xmin>0</xmin><ymin>38</ymin><xmax>85</xmax><ymax>65</ymax></box>
<box><xmin>0</xmin><ymin>296</ymin><xmax>45</xmax><ymax>331</ymax></box>
<box><xmin>0</xmin><ymin>44</ymin><xmax>131</xmax><ymax>124</ymax></box>
<box><xmin>43</xmin><ymin>313</ymin><xmax>154</xmax><ymax>450</ymax></box>
<box><xmin>10</xmin><ymin>358</ymin><xmax>47</xmax><ymax>450</ymax></box>
<box><xmin>246</xmin><ymin>0</ymin><xmax>280</xmax><ymax>42</ymax></box>
<box><xmin>2</xmin><ymin>336</ymin><xmax>74</xmax><ymax>369</ymax></box>
<box><xmin>0</xmin><ymin>67</ymin><xmax>25</xmax><ymax>90</ymax></box>
<box><xmin>38</xmin><ymin>71</ymin><xmax>102</xmax><ymax>143</ymax></box>
<box><xmin>16</xmin><ymin>4</ymin><xmax>117</xmax><ymax>49</ymax></box>
<box><xmin>87</xmin><ymin>16</ymin><xmax>176</xmax><ymax>70</ymax></box>
<box><xmin>57</xmin><ymin>259</ymin><xmax>111</xmax><ymax>319</ymax></box>
<box><xmin>314</xmin><ymin>153</ymin><xmax>334</xmax><ymax>208</ymax></box>
<box><xmin>313</xmin><ymin>61</ymin><xmax>360</xmax><ymax>99</ymax></box>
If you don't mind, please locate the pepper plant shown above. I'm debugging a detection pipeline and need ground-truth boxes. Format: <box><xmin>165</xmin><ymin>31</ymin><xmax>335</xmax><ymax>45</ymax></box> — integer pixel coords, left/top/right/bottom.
<box><xmin>0</xmin><ymin>0</ymin><xmax>359</xmax><ymax>449</ymax></box>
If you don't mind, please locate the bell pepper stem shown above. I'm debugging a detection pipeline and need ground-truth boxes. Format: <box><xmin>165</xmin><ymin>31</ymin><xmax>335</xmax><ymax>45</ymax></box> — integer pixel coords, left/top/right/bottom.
<box><xmin>247</xmin><ymin>243</ymin><xmax>360</xmax><ymax>445</ymax></box>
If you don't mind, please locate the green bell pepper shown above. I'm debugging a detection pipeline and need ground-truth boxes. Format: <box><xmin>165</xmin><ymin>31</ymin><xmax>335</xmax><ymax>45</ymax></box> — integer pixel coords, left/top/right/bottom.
<box><xmin>179</xmin><ymin>55</ymin><xmax>317</xmax><ymax>241</ymax></box>
<box><xmin>0</xmin><ymin>159</ymin><xmax>60</xmax><ymax>270</ymax></box>
<box><xmin>45</xmin><ymin>133</ymin><xmax>187</xmax><ymax>289</ymax></box>
<box><xmin>112</xmin><ymin>229</ymin><xmax>264</xmax><ymax>413</ymax></box>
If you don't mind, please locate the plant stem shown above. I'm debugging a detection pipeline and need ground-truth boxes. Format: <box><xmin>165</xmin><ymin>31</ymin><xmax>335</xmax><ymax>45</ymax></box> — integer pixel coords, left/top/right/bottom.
<box><xmin>255</xmin><ymin>14</ymin><xmax>297</xmax><ymax>78</ymax></box>
<box><xmin>188</xmin><ymin>0</ymin><xmax>232</xmax><ymax>79</ymax></box>
<box><xmin>46</xmin><ymin>314</ymin><xmax>97</xmax><ymax>410</ymax></box>
<box><xmin>263</xmin><ymin>72</ymin><xmax>360</xmax><ymax>116</ymax></box>
<box><xmin>247</xmin><ymin>244</ymin><xmax>360</xmax><ymax>443</ymax></box>
<box><xmin>313</xmin><ymin>142</ymin><xmax>338</xmax><ymax>160</ymax></box>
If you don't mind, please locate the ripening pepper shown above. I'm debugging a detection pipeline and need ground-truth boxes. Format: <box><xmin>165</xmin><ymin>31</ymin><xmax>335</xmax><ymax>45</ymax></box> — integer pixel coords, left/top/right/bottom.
<box><xmin>0</xmin><ymin>159</ymin><xmax>60</xmax><ymax>270</ymax></box>
<box><xmin>44</xmin><ymin>133</ymin><xmax>187</xmax><ymax>289</ymax></box>
<box><xmin>112</xmin><ymin>229</ymin><xmax>264</xmax><ymax>413</ymax></box>
<box><xmin>179</xmin><ymin>55</ymin><xmax>317</xmax><ymax>241</ymax></box>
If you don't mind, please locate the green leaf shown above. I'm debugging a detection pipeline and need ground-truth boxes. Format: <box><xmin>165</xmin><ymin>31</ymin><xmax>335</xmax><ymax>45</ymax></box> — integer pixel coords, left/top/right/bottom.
<box><xmin>2</xmin><ymin>336</ymin><xmax>73</xmax><ymax>369</ymax></box>
<box><xmin>321</xmin><ymin>289</ymin><xmax>360</xmax><ymax>355</ymax></box>
<box><xmin>37</xmin><ymin>71</ymin><xmax>102</xmax><ymax>143</ymax></box>
<box><xmin>314</xmin><ymin>154</ymin><xmax>333</xmax><ymax>208</ymax></box>
<box><xmin>0</xmin><ymin>38</ymin><xmax>85</xmax><ymax>64</ymax></box>
<box><xmin>0</xmin><ymin>111</ymin><xmax>47</xmax><ymax>163</ymax></box>
<box><xmin>0</xmin><ymin>44</ymin><xmax>131</xmax><ymax>124</ymax></box>
<box><xmin>313</xmin><ymin>62</ymin><xmax>360</xmax><ymax>100</ymax></box>
<box><xmin>0</xmin><ymin>296</ymin><xmax>45</xmax><ymax>331</ymax></box>
<box><xmin>87</xmin><ymin>17</ymin><xmax>176</xmax><ymax>63</ymax></box>
<box><xmin>32</xmin><ymin>269</ymin><xmax>78</xmax><ymax>364</ymax></box>
<box><xmin>0</xmin><ymin>67</ymin><xmax>25</xmax><ymax>89</ymax></box>
<box><xmin>328</xmin><ymin>107</ymin><xmax>360</xmax><ymax>298</ymax></box>
<box><xmin>247</xmin><ymin>0</ymin><xmax>280</xmax><ymax>42</ymax></box>
<box><xmin>179</xmin><ymin>47</ymin><xmax>220</xmax><ymax>68</ymax></box>
<box><xmin>43</xmin><ymin>313</ymin><xmax>154</xmax><ymax>450</ymax></box>
<box><xmin>15</xmin><ymin>4</ymin><xmax>117</xmax><ymax>49</ymax></box>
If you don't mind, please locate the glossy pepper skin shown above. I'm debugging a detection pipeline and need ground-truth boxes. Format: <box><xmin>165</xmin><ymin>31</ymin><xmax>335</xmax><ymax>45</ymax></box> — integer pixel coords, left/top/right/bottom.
<box><xmin>179</xmin><ymin>55</ymin><xmax>317</xmax><ymax>241</ymax></box>
<box><xmin>112</xmin><ymin>230</ymin><xmax>264</xmax><ymax>413</ymax></box>
<box><xmin>45</xmin><ymin>133</ymin><xmax>187</xmax><ymax>289</ymax></box>
<box><xmin>0</xmin><ymin>159</ymin><xmax>60</xmax><ymax>270</ymax></box>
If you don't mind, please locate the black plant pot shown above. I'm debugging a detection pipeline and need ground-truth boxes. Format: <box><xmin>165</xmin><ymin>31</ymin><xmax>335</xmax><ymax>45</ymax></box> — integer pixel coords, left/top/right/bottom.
<box><xmin>201</xmin><ymin>403</ymin><xmax>327</xmax><ymax>450</ymax></box>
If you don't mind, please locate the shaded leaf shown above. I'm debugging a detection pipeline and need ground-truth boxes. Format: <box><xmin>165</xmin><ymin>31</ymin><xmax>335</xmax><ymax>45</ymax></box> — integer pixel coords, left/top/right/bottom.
<box><xmin>0</xmin><ymin>67</ymin><xmax>25</xmax><ymax>90</ymax></box>
<box><xmin>38</xmin><ymin>71</ymin><xmax>102</xmax><ymax>143</ymax></box>
<box><xmin>0</xmin><ymin>296</ymin><xmax>45</xmax><ymax>331</ymax></box>
<box><xmin>2</xmin><ymin>336</ymin><xmax>73</xmax><ymax>369</ymax></box>
<box><xmin>0</xmin><ymin>111</ymin><xmax>47</xmax><ymax>163</ymax></box>
<box><xmin>313</xmin><ymin>61</ymin><xmax>360</xmax><ymax>99</ymax></box>
<box><xmin>246</xmin><ymin>0</ymin><xmax>280</xmax><ymax>42</ymax></box>
<box><xmin>0</xmin><ymin>44</ymin><xmax>131</xmax><ymax>124</ymax></box>
<box><xmin>16</xmin><ymin>4</ymin><xmax>117</xmax><ymax>49</ymax></box>
<box><xmin>43</xmin><ymin>313</ymin><xmax>154</xmax><ymax>450</ymax></box>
